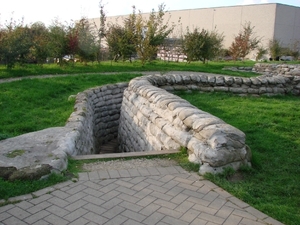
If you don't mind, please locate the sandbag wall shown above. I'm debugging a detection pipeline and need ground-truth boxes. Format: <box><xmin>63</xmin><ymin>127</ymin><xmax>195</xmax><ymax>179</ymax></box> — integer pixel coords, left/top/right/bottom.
<box><xmin>118</xmin><ymin>72</ymin><xmax>300</xmax><ymax>174</ymax></box>
<box><xmin>65</xmin><ymin>83</ymin><xmax>128</xmax><ymax>155</ymax></box>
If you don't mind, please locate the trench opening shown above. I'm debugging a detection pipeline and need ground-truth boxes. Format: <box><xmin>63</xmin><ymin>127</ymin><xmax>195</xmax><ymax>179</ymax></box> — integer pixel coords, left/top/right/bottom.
<box><xmin>98</xmin><ymin>138</ymin><xmax>120</xmax><ymax>154</ymax></box>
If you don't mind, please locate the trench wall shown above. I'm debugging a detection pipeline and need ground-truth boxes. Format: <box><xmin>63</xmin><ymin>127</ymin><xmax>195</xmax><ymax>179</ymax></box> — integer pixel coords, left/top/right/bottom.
<box><xmin>118</xmin><ymin>72</ymin><xmax>300</xmax><ymax>174</ymax></box>
<box><xmin>65</xmin><ymin>83</ymin><xmax>128</xmax><ymax>155</ymax></box>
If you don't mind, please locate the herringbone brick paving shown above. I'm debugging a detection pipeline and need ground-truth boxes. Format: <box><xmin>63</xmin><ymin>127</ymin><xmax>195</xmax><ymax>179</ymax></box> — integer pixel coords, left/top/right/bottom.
<box><xmin>0</xmin><ymin>166</ymin><xmax>284</xmax><ymax>225</ymax></box>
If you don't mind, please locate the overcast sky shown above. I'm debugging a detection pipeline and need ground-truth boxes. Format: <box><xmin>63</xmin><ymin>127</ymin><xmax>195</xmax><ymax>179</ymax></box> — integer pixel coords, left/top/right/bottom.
<box><xmin>1</xmin><ymin>0</ymin><xmax>300</xmax><ymax>26</ymax></box>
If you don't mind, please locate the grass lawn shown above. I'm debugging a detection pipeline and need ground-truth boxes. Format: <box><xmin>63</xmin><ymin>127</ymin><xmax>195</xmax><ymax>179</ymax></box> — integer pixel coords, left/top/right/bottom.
<box><xmin>0</xmin><ymin>60</ymin><xmax>258</xmax><ymax>79</ymax></box>
<box><xmin>177</xmin><ymin>91</ymin><xmax>300</xmax><ymax>225</ymax></box>
<box><xmin>0</xmin><ymin>61</ymin><xmax>299</xmax><ymax>224</ymax></box>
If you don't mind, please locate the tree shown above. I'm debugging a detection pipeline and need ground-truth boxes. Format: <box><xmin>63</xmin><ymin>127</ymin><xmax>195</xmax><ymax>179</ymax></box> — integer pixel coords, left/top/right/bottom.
<box><xmin>29</xmin><ymin>22</ymin><xmax>50</xmax><ymax>65</ymax></box>
<box><xmin>0</xmin><ymin>18</ymin><xmax>32</xmax><ymax>69</ymax></box>
<box><xmin>229</xmin><ymin>22</ymin><xmax>260</xmax><ymax>61</ymax></box>
<box><xmin>268</xmin><ymin>39</ymin><xmax>282</xmax><ymax>60</ymax></box>
<box><xmin>182</xmin><ymin>28</ymin><xmax>224</xmax><ymax>63</ymax></box>
<box><xmin>47</xmin><ymin>20</ymin><xmax>68</xmax><ymax>66</ymax></box>
<box><xmin>75</xmin><ymin>18</ymin><xmax>98</xmax><ymax>64</ymax></box>
<box><xmin>255</xmin><ymin>45</ymin><xmax>268</xmax><ymax>61</ymax></box>
<box><xmin>134</xmin><ymin>4</ymin><xmax>175</xmax><ymax>65</ymax></box>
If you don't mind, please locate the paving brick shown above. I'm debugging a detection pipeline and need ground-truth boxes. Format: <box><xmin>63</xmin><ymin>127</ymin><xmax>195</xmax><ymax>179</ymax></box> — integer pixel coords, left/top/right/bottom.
<box><xmin>203</xmin><ymin>190</ymin><xmax>219</xmax><ymax>202</ymax></box>
<box><xmin>99</xmin><ymin>183</ymin><xmax>118</xmax><ymax>194</ymax></box>
<box><xmin>156</xmin><ymin>167</ymin><xmax>170</xmax><ymax>175</ymax></box>
<box><xmin>115</xmin><ymin>179</ymin><xmax>134</xmax><ymax>189</ymax></box>
<box><xmin>78</xmin><ymin>172</ymin><xmax>89</xmax><ymax>181</ymax></box>
<box><xmin>166</xmin><ymin>166</ymin><xmax>181</xmax><ymax>174</ymax></box>
<box><xmin>132</xmin><ymin>182</ymin><xmax>151</xmax><ymax>192</ymax></box>
<box><xmin>174</xmin><ymin>166</ymin><xmax>188</xmax><ymax>174</ymax></box>
<box><xmin>158</xmin><ymin>206</ymin><xmax>183</xmax><ymax>219</ymax></box>
<box><xmin>118</xmin><ymin>169</ymin><xmax>131</xmax><ymax>178</ymax></box>
<box><xmin>119</xmin><ymin>201</ymin><xmax>143</xmax><ymax>212</ymax></box>
<box><xmin>170</xmin><ymin>193</ymin><xmax>189</xmax><ymax>204</ymax></box>
<box><xmin>32</xmin><ymin>187</ymin><xmax>55</xmax><ymax>197</ymax></box>
<box><xmin>100</xmin><ymin>190</ymin><xmax>120</xmax><ymax>202</ymax></box>
<box><xmin>83</xmin><ymin>187</ymin><xmax>103</xmax><ymax>197</ymax></box>
<box><xmin>88</xmin><ymin>171</ymin><xmax>100</xmax><ymax>180</ymax></box>
<box><xmin>174</xmin><ymin>176</ymin><xmax>194</xmax><ymax>184</ymax></box>
<box><xmin>215</xmin><ymin>205</ymin><xmax>234</xmax><ymax>219</ymax></box>
<box><xmin>0</xmin><ymin>212</ymin><xmax>12</xmax><ymax>221</ymax></box>
<box><xmin>44</xmin><ymin>214</ymin><xmax>69</xmax><ymax>225</ymax></box>
<box><xmin>31</xmin><ymin>219</ymin><xmax>50</xmax><ymax>225</ymax></box>
<box><xmin>244</xmin><ymin>206</ymin><xmax>268</xmax><ymax>220</ymax></box>
<box><xmin>103</xmin><ymin>214</ymin><xmax>128</xmax><ymax>225</ymax></box>
<box><xmin>134</xmin><ymin>187</ymin><xmax>153</xmax><ymax>199</ymax></box>
<box><xmin>154</xmin><ymin>199</ymin><xmax>177</xmax><ymax>210</ymax></box>
<box><xmin>127</xmin><ymin>168</ymin><xmax>141</xmax><ymax>177</ymax></box>
<box><xmin>65</xmin><ymin>184</ymin><xmax>87</xmax><ymax>195</ymax></box>
<box><xmin>142</xmin><ymin>212</ymin><xmax>165</xmax><ymax>225</ymax></box>
<box><xmin>162</xmin><ymin>216</ymin><xmax>189</xmax><ymax>225</ymax></box>
<box><xmin>122</xmin><ymin>209</ymin><xmax>146</xmax><ymax>222</ymax></box>
<box><xmin>180</xmin><ymin>208</ymin><xmax>200</xmax><ymax>223</ymax></box>
<box><xmin>150</xmin><ymin>191</ymin><xmax>172</xmax><ymax>201</ymax></box>
<box><xmin>64</xmin><ymin>208</ymin><xmax>89</xmax><ymax>222</ymax></box>
<box><xmin>46</xmin><ymin>205</ymin><xmax>69</xmax><ymax>217</ymax></box>
<box><xmin>147</xmin><ymin>167</ymin><xmax>161</xmax><ymax>176</ymax></box>
<box><xmin>64</xmin><ymin>199</ymin><xmax>88</xmax><ymax>212</ymax></box>
<box><xmin>228</xmin><ymin>196</ymin><xmax>250</xmax><ymax>209</ymax></box>
<box><xmin>186</xmin><ymin>196</ymin><xmax>210</xmax><ymax>207</ymax></box>
<box><xmin>46</xmin><ymin>196</ymin><xmax>69</xmax><ymax>208</ymax></box>
<box><xmin>83</xmin><ymin>212</ymin><xmax>108</xmax><ymax>224</ymax></box>
<box><xmin>8</xmin><ymin>194</ymin><xmax>33</xmax><ymax>202</ymax></box>
<box><xmin>97</xmin><ymin>170</ymin><xmax>110</xmax><ymax>179</ymax></box>
<box><xmin>144</xmin><ymin>177</ymin><xmax>165</xmax><ymax>186</ymax></box>
<box><xmin>139</xmin><ymin>203</ymin><xmax>161</xmax><ymax>216</ymax></box>
<box><xmin>68</xmin><ymin>217</ymin><xmax>90</xmax><ymax>225</ymax></box>
<box><xmin>137</xmin><ymin>168</ymin><xmax>151</xmax><ymax>176</ymax></box>
<box><xmin>208</xmin><ymin>196</ymin><xmax>227</xmax><ymax>210</ymax></box>
<box><xmin>198</xmin><ymin>212</ymin><xmax>225</xmax><ymax>224</ymax></box>
<box><xmin>26</xmin><ymin>201</ymin><xmax>52</xmax><ymax>214</ymax></box>
<box><xmin>116</xmin><ymin>185</ymin><xmax>136</xmax><ymax>196</ymax></box>
<box><xmin>2</xmin><ymin>216</ymin><xmax>28</xmax><ymax>225</ymax></box>
<box><xmin>123</xmin><ymin>219</ymin><xmax>144</xmax><ymax>225</ymax></box>
<box><xmin>102</xmin><ymin>198</ymin><xmax>123</xmax><ymax>210</ymax></box>
<box><xmin>148</xmin><ymin>184</ymin><xmax>168</xmax><ymax>193</ymax></box>
<box><xmin>136</xmin><ymin>195</ymin><xmax>157</xmax><ymax>207</ymax></box>
<box><xmin>165</xmin><ymin>186</ymin><xmax>184</xmax><ymax>197</ymax></box>
<box><xmin>223</xmin><ymin>214</ymin><xmax>242</xmax><ymax>225</ymax></box>
<box><xmin>15</xmin><ymin>201</ymin><xmax>34</xmax><ymax>210</ymax></box>
<box><xmin>83</xmin><ymin>203</ymin><xmax>107</xmax><ymax>215</ymax></box>
<box><xmin>193</xmin><ymin>203</ymin><xmax>218</xmax><ymax>215</ymax></box>
<box><xmin>174</xmin><ymin>200</ymin><xmax>194</xmax><ymax>213</ymax></box>
<box><xmin>128</xmin><ymin>176</ymin><xmax>146</xmax><ymax>185</ymax></box>
<box><xmin>102</xmin><ymin>205</ymin><xmax>125</xmax><ymax>219</ymax></box>
<box><xmin>82</xmin><ymin>195</ymin><xmax>105</xmax><ymax>206</ymax></box>
<box><xmin>65</xmin><ymin>192</ymin><xmax>87</xmax><ymax>203</ymax></box>
<box><xmin>118</xmin><ymin>193</ymin><xmax>140</xmax><ymax>204</ymax></box>
<box><xmin>50</xmin><ymin>190</ymin><xmax>70</xmax><ymax>199</ymax></box>
<box><xmin>178</xmin><ymin>182</ymin><xmax>199</xmax><ymax>191</ymax></box>
<box><xmin>232</xmin><ymin>208</ymin><xmax>258</xmax><ymax>221</ymax></box>
<box><xmin>29</xmin><ymin>194</ymin><xmax>52</xmax><ymax>205</ymax></box>
<box><xmin>240</xmin><ymin>217</ymin><xmax>266</xmax><ymax>225</ymax></box>
<box><xmin>182</xmin><ymin>189</ymin><xmax>204</xmax><ymax>199</ymax></box>
<box><xmin>23</xmin><ymin>210</ymin><xmax>50</xmax><ymax>224</ymax></box>
<box><xmin>108</xmin><ymin>169</ymin><xmax>121</xmax><ymax>178</ymax></box>
<box><xmin>0</xmin><ymin>204</ymin><xmax>14</xmax><ymax>213</ymax></box>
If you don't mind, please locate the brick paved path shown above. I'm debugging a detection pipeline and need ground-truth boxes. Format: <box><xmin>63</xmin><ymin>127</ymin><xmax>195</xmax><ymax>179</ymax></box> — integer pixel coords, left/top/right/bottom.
<box><xmin>0</xmin><ymin>166</ymin><xmax>283</xmax><ymax>225</ymax></box>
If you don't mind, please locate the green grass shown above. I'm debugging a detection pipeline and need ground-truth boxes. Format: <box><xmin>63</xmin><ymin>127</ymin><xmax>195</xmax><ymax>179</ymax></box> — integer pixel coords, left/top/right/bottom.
<box><xmin>0</xmin><ymin>173</ymin><xmax>68</xmax><ymax>201</ymax></box>
<box><xmin>0</xmin><ymin>60</ymin><xmax>259</xmax><ymax>79</ymax></box>
<box><xmin>0</xmin><ymin>73</ymin><xmax>142</xmax><ymax>139</ymax></box>
<box><xmin>176</xmin><ymin>91</ymin><xmax>300</xmax><ymax>225</ymax></box>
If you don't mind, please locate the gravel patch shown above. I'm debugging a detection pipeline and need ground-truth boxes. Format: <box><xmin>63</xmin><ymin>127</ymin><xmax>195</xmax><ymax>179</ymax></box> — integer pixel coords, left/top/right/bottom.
<box><xmin>82</xmin><ymin>158</ymin><xmax>178</xmax><ymax>171</ymax></box>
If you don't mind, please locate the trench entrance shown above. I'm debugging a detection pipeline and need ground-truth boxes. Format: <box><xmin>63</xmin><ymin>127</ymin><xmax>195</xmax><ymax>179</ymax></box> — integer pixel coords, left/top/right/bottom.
<box><xmin>98</xmin><ymin>139</ymin><xmax>121</xmax><ymax>154</ymax></box>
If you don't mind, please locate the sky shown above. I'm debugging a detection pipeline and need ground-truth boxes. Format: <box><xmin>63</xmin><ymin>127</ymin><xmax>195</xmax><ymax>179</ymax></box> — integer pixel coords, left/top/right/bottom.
<box><xmin>1</xmin><ymin>0</ymin><xmax>300</xmax><ymax>26</ymax></box>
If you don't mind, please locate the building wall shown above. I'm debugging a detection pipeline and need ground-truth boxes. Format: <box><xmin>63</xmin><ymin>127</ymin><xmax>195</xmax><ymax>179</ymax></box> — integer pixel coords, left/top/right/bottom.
<box><xmin>89</xmin><ymin>3</ymin><xmax>300</xmax><ymax>55</ymax></box>
<box><xmin>274</xmin><ymin>4</ymin><xmax>300</xmax><ymax>47</ymax></box>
